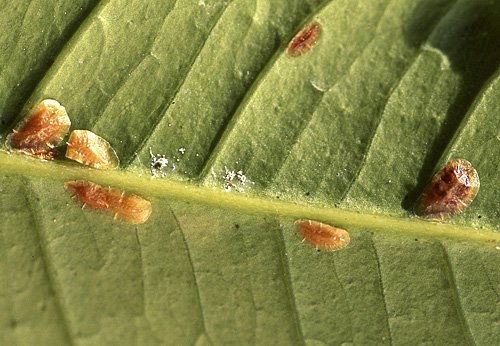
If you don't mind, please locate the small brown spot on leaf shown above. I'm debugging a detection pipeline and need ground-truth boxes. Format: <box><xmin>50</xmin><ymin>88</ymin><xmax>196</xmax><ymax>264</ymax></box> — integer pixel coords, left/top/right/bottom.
<box><xmin>286</xmin><ymin>21</ymin><xmax>321</xmax><ymax>57</ymax></box>
<box><xmin>295</xmin><ymin>219</ymin><xmax>350</xmax><ymax>251</ymax></box>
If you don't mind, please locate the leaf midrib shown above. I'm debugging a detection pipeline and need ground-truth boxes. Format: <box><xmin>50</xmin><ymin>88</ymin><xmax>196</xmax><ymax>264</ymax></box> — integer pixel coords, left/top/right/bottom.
<box><xmin>1</xmin><ymin>151</ymin><xmax>497</xmax><ymax>244</ymax></box>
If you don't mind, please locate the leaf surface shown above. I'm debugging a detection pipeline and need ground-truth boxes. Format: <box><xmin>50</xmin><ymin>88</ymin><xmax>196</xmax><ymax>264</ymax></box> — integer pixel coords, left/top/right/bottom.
<box><xmin>0</xmin><ymin>0</ymin><xmax>499</xmax><ymax>345</ymax></box>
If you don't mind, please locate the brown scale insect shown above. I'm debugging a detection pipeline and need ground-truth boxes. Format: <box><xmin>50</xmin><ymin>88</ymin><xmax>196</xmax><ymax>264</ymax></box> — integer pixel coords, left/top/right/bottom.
<box><xmin>64</xmin><ymin>180</ymin><xmax>152</xmax><ymax>224</ymax></box>
<box><xmin>415</xmin><ymin>159</ymin><xmax>480</xmax><ymax>220</ymax></box>
<box><xmin>295</xmin><ymin>219</ymin><xmax>350</xmax><ymax>251</ymax></box>
<box><xmin>65</xmin><ymin>130</ymin><xmax>119</xmax><ymax>169</ymax></box>
<box><xmin>5</xmin><ymin>99</ymin><xmax>71</xmax><ymax>160</ymax></box>
<box><xmin>286</xmin><ymin>21</ymin><xmax>321</xmax><ymax>57</ymax></box>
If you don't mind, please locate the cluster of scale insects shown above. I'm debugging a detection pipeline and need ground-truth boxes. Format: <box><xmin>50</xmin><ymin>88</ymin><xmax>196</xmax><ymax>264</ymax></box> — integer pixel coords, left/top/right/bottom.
<box><xmin>5</xmin><ymin>99</ymin><xmax>151</xmax><ymax>224</ymax></box>
<box><xmin>3</xmin><ymin>21</ymin><xmax>482</xmax><ymax>249</ymax></box>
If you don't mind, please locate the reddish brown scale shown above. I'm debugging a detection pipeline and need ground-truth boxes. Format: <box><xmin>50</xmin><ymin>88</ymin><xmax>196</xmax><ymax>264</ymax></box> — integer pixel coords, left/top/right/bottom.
<box><xmin>6</xmin><ymin>99</ymin><xmax>70</xmax><ymax>159</ymax></box>
<box><xmin>286</xmin><ymin>21</ymin><xmax>321</xmax><ymax>57</ymax></box>
<box><xmin>415</xmin><ymin>159</ymin><xmax>480</xmax><ymax>220</ymax></box>
<box><xmin>295</xmin><ymin>219</ymin><xmax>350</xmax><ymax>251</ymax></box>
<box><xmin>65</xmin><ymin>130</ymin><xmax>119</xmax><ymax>169</ymax></box>
<box><xmin>64</xmin><ymin>180</ymin><xmax>152</xmax><ymax>224</ymax></box>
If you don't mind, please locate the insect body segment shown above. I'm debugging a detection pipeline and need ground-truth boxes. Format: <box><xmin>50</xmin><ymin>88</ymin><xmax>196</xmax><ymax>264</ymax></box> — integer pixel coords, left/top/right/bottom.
<box><xmin>65</xmin><ymin>130</ymin><xmax>119</xmax><ymax>169</ymax></box>
<box><xmin>415</xmin><ymin>159</ymin><xmax>480</xmax><ymax>220</ymax></box>
<box><xmin>6</xmin><ymin>99</ymin><xmax>71</xmax><ymax>159</ymax></box>
<box><xmin>64</xmin><ymin>180</ymin><xmax>152</xmax><ymax>224</ymax></box>
<box><xmin>295</xmin><ymin>219</ymin><xmax>350</xmax><ymax>251</ymax></box>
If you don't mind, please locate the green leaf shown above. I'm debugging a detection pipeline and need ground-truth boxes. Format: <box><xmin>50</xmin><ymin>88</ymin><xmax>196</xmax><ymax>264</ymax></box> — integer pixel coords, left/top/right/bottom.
<box><xmin>1</xmin><ymin>0</ymin><xmax>499</xmax><ymax>345</ymax></box>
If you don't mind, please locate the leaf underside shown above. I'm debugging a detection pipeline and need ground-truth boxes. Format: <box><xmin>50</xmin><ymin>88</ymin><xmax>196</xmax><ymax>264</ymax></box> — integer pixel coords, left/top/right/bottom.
<box><xmin>0</xmin><ymin>0</ymin><xmax>499</xmax><ymax>345</ymax></box>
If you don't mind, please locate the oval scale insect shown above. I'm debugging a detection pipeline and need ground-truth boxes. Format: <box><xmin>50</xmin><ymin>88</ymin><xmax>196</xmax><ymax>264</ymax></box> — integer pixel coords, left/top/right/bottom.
<box><xmin>65</xmin><ymin>130</ymin><xmax>119</xmax><ymax>169</ymax></box>
<box><xmin>415</xmin><ymin>159</ymin><xmax>480</xmax><ymax>220</ymax></box>
<box><xmin>64</xmin><ymin>180</ymin><xmax>152</xmax><ymax>225</ymax></box>
<box><xmin>5</xmin><ymin>99</ymin><xmax>71</xmax><ymax>160</ymax></box>
<box><xmin>286</xmin><ymin>21</ymin><xmax>321</xmax><ymax>57</ymax></box>
<box><xmin>295</xmin><ymin>219</ymin><xmax>350</xmax><ymax>251</ymax></box>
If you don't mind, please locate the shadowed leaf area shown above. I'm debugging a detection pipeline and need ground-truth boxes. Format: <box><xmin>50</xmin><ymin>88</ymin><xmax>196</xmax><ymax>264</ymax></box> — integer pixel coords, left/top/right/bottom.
<box><xmin>0</xmin><ymin>0</ymin><xmax>499</xmax><ymax>345</ymax></box>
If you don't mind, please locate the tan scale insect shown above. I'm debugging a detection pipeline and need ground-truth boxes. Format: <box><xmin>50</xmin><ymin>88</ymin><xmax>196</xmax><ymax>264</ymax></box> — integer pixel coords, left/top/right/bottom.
<box><xmin>286</xmin><ymin>21</ymin><xmax>321</xmax><ymax>57</ymax></box>
<box><xmin>415</xmin><ymin>159</ymin><xmax>480</xmax><ymax>220</ymax></box>
<box><xmin>64</xmin><ymin>180</ymin><xmax>152</xmax><ymax>224</ymax></box>
<box><xmin>65</xmin><ymin>130</ymin><xmax>119</xmax><ymax>169</ymax></box>
<box><xmin>295</xmin><ymin>219</ymin><xmax>350</xmax><ymax>251</ymax></box>
<box><xmin>5</xmin><ymin>99</ymin><xmax>71</xmax><ymax>160</ymax></box>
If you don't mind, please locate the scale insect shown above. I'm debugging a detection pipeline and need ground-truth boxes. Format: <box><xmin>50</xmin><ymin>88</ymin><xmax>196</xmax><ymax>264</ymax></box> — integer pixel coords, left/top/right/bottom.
<box><xmin>64</xmin><ymin>180</ymin><xmax>152</xmax><ymax>224</ymax></box>
<box><xmin>286</xmin><ymin>21</ymin><xmax>321</xmax><ymax>57</ymax></box>
<box><xmin>415</xmin><ymin>159</ymin><xmax>480</xmax><ymax>220</ymax></box>
<box><xmin>295</xmin><ymin>219</ymin><xmax>350</xmax><ymax>251</ymax></box>
<box><xmin>65</xmin><ymin>130</ymin><xmax>119</xmax><ymax>169</ymax></box>
<box><xmin>5</xmin><ymin>99</ymin><xmax>71</xmax><ymax>160</ymax></box>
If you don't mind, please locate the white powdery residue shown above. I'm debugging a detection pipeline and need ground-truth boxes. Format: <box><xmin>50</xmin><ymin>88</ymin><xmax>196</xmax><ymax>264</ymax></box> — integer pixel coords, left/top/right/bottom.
<box><xmin>150</xmin><ymin>148</ymin><xmax>187</xmax><ymax>176</ymax></box>
<box><xmin>236</xmin><ymin>170</ymin><xmax>247</xmax><ymax>184</ymax></box>
<box><xmin>149</xmin><ymin>146</ymin><xmax>189</xmax><ymax>176</ymax></box>
<box><xmin>149</xmin><ymin>147</ymin><xmax>169</xmax><ymax>178</ymax></box>
<box><xmin>223</xmin><ymin>166</ymin><xmax>236</xmax><ymax>181</ymax></box>
<box><xmin>222</xmin><ymin>165</ymin><xmax>252</xmax><ymax>192</ymax></box>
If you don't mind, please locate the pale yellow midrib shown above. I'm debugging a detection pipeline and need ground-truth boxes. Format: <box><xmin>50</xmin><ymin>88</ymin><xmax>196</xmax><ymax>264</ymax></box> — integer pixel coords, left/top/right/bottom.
<box><xmin>1</xmin><ymin>151</ymin><xmax>498</xmax><ymax>244</ymax></box>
